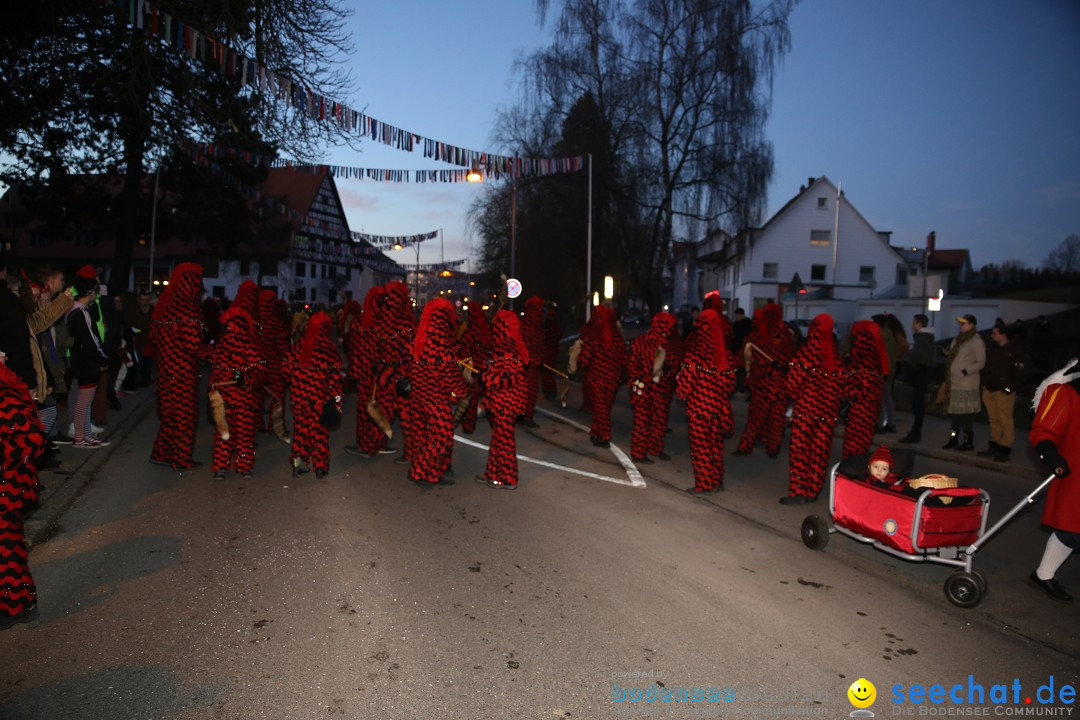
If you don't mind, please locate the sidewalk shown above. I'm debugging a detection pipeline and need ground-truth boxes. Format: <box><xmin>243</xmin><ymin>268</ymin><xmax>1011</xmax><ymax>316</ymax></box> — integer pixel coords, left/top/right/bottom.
<box><xmin>26</xmin><ymin>386</ymin><xmax>159</xmax><ymax>546</ymax></box>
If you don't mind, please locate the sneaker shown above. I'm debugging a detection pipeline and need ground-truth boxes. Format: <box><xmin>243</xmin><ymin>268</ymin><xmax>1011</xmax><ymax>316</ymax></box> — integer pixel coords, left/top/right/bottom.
<box><xmin>488</xmin><ymin>479</ymin><xmax>517</xmax><ymax>489</ymax></box>
<box><xmin>72</xmin><ymin>439</ymin><xmax>102</xmax><ymax>449</ymax></box>
<box><xmin>344</xmin><ymin>446</ymin><xmax>373</xmax><ymax>459</ymax></box>
<box><xmin>51</xmin><ymin>436</ymin><xmax>73</xmax><ymax>446</ymax></box>
<box><xmin>68</xmin><ymin>422</ymin><xmax>105</xmax><ymax>437</ymax></box>
<box><xmin>87</xmin><ymin>437</ymin><xmax>109</xmax><ymax>447</ymax></box>
<box><xmin>377</xmin><ymin>446</ymin><xmax>398</xmax><ymax>455</ymax></box>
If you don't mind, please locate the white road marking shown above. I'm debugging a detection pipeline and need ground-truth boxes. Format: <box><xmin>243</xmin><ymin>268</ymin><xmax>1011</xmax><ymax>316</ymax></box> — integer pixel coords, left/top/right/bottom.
<box><xmin>451</xmin><ymin>406</ymin><xmax>646</xmax><ymax>488</ymax></box>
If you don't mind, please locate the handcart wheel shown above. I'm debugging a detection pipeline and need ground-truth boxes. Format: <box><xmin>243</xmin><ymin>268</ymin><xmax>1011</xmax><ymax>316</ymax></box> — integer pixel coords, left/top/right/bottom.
<box><xmin>801</xmin><ymin>515</ymin><xmax>830</xmax><ymax>551</ymax></box>
<box><xmin>944</xmin><ymin>571</ymin><xmax>984</xmax><ymax>608</ymax></box>
<box><xmin>972</xmin><ymin>571</ymin><xmax>988</xmax><ymax>596</ymax></box>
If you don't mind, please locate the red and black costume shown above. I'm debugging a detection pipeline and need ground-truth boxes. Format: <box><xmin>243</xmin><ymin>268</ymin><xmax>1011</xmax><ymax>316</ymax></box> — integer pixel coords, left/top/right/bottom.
<box><xmin>480</xmin><ymin>310</ymin><xmax>528</xmax><ymax>488</ymax></box>
<box><xmin>375</xmin><ymin>282</ymin><xmax>417</xmax><ymax>461</ymax></box>
<box><xmin>346</xmin><ymin>288</ymin><xmax>391</xmax><ymax>455</ymax></box>
<box><xmin>518</xmin><ymin>296</ymin><xmax>545</xmax><ymax>426</ymax></box>
<box><xmin>628</xmin><ymin>312</ymin><xmax>678</xmax><ymax>461</ymax></box>
<box><xmin>210</xmin><ymin>307</ymin><xmax>266</xmax><ymax>477</ymax></box>
<box><xmin>408</xmin><ymin>298</ymin><xmax>468</xmax><ymax>485</ymax></box>
<box><xmin>458</xmin><ymin>303</ymin><xmax>492</xmax><ymax>435</ymax></box>
<box><xmin>783</xmin><ymin>314</ymin><xmax>846</xmax><ymax>502</ymax></box>
<box><xmin>842</xmin><ymin>320</ymin><xmax>889</xmax><ymax>458</ymax></box>
<box><xmin>0</xmin><ymin>364</ymin><xmax>45</xmax><ymax>624</ymax></box>
<box><xmin>283</xmin><ymin>312</ymin><xmax>343</xmax><ymax>477</ymax></box>
<box><xmin>579</xmin><ymin>304</ymin><xmax>627</xmax><ymax>447</ymax></box>
<box><xmin>257</xmin><ymin>289</ymin><xmax>290</xmax><ymax>438</ymax></box>
<box><xmin>736</xmin><ymin>303</ymin><xmax>793</xmax><ymax>457</ymax></box>
<box><xmin>150</xmin><ymin>263</ymin><xmax>208</xmax><ymax>469</ymax></box>
<box><xmin>540</xmin><ymin>303</ymin><xmax>561</xmax><ymax>399</ymax></box>
<box><xmin>677</xmin><ymin>309</ymin><xmax>736</xmax><ymax>493</ymax></box>
<box><xmin>232</xmin><ymin>280</ymin><xmax>260</xmax><ymax>321</ymax></box>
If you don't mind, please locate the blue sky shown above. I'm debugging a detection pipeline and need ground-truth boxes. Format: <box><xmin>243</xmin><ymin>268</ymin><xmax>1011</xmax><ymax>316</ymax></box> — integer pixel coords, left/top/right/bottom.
<box><xmin>322</xmin><ymin>1</ymin><xmax>1080</xmax><ymax>269</ymax></box>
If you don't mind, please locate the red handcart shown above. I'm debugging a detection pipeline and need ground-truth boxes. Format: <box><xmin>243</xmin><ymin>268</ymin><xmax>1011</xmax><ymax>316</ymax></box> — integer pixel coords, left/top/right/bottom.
<box><xmin>800</xmin><ymin>454</ymin><xmax>1056</xmax><ymax>608</ymax></box>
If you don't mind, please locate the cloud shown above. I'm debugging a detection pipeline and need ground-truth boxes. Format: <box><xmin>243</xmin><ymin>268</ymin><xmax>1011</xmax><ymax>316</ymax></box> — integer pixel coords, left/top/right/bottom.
<box><xmin>1035</xmin><ymin>180</ymin><xmax>1080</xmax><ymax>206</ymax></box>
<box><xmin>339</xmin><ymin>188</ymin><xmax>382</xmax><ymax>212</ymax></box>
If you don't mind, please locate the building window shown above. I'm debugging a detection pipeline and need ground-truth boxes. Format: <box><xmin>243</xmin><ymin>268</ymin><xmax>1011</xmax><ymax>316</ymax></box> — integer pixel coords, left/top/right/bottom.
<box><xmin>763</xmin><ymin>262</ymin><xmax>778</xmax><ymax>279</ymax></box>
<box><xmin>329</xmin><ymin>289</ymin><xmax>337</xmax><ymax>304</ymax></box>
<box><xmin>329</xmin><ymin>265</ymin><xmax>338</xmax><ymax>279</ymax></box>
<box><xmin>811</xmin><ymin>264</ymin><xmax>826</xmax><ymax>281</ymax></box>
<box><xmin>321</xmin><ymin>264</ymin><xmax>328</xmax><ymax>279</ymax></box>
<box><xmin>817</xmin><ymin>197</ymin><xmax>827</xmax><ymax>209</ymax></box>
<box><xmin>344</xmin><ymin>266</ymin><xmax>352</xmax><ymax>281</ymax></box>
<box><xmin>295</xmin><ymin>261</ymin><xmax>306</xmax><ymax>278</ymax></box>
<box><xmin>810</xmin><ymin>230</ymin><xmax>831</xmax><ymax>246</ymax></box>
<box><xmin>212</xmin><ymin>285</ymin><xmax>226</xmax><ymax>299</ymax></box>
<box><xmin>860</xmin><ymin>266</ymin><xmax>875</xmax><ymax>283</ymax></box>
<box><xmin>896</xmin><ymin>268</ymin><xmax>908</xmax><ymax>285</ymax></box>
<box><xmin>309</xmin><ymin>287</ymin><xmax>317</xmax><ymax>301</ymax></box>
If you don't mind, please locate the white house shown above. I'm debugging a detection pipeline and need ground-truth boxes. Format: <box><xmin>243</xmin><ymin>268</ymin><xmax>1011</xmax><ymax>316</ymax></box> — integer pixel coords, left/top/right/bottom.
<box><xmin>683</xmin><ymin>177</ymin><xmax>907</xmax><ymax>318</ymax></box>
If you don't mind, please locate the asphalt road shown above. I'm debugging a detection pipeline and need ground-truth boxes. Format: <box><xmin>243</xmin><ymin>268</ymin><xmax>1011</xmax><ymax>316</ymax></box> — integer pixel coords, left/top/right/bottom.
<box><xmin>1</xmin><ymin>381</ymin><xmax>1076</xmax><ymax>719</ymax></box>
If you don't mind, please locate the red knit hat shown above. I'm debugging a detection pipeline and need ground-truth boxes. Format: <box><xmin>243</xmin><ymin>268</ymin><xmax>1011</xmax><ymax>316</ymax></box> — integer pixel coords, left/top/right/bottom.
<box><xmin>76</xmin><ymin>265</ymin><xmax>99</xmax><ymax>280</ymax></box>
<box><xmin>869</xmin><ymin>445</ymin><xmax>893</xmax><ymax>468</ymax></box>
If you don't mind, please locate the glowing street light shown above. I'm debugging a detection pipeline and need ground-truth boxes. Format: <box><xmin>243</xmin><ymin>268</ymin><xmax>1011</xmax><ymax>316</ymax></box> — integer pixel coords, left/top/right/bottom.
<box><xmin>466</xmin><ymin>163</ymin><xmax>484</xmax><ymax>183</ymax></box>
<box><xmin>603</xmin><ymin>275</ymin><xmax>614</xmax><ymax>301</ymax></box>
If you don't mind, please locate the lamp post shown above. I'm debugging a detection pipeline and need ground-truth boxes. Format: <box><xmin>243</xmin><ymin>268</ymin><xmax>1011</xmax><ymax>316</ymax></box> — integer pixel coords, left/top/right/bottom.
<box><xmin>586</xmin><ymin>153</ymin><xmax>593</xmax><ymax>322</ymax></box>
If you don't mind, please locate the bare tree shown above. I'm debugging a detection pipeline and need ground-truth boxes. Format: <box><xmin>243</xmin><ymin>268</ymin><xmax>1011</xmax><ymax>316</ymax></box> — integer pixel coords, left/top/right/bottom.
<box><xmin>1043</xmin><ymin>234</ymin><xmax>1080</xmax><ymax>273</ymax></box>
<box><xmin>474</xmin><ymin>0</ymin><xmax>794</xmax><ymax>314</ymax></box>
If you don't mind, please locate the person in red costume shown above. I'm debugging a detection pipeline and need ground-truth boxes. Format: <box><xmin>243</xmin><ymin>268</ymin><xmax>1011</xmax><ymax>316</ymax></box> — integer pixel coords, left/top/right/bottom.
<box><xmin>150</xmin><ymin>263</ymin><xmax>208</xmax><ymax>470</ymax></box>
<box><xmin>408</xmin><ymin>298</ymin><xmax>468</xmax><ymax>488</ymax></box>
<box><xmin>540</xmin><ymin>303</ymin><xmax>561</xmax><ymax>399</ymax></box>
<box><xmin>517</xmin><ymin>296</ymin><xmax>545</xmax><ymax>428</ymax></box>
<box><xmin>345</xmin><ymin>288</ymin><xmax>395</xmax><ymax>457</ymax></box>
<box><xmin>677</xmin><ymin>309</ymin><xmax>736</xmax><ymax>493</ymax></box>
<box><xmin>257</xmin><ymin>289</ymin><xmax>291</xmax><ymax>440</ymax></box>
<box><xmin>475</xmin><ymin>310</ymin><xmax>528</xmax><ymax>489</ymax></box>
<box><xmin>0</xmin><ymin>358</ymin><xmax>46</xmax><ymax>629</ymax></box>
<box><xmin>736</xmin><ymin>303</ymin><xmax>793</xmax><ymax>458</ymax></box>
<box><xmin>377</xmin><ymin>282</ymin><xmax>417</xmax><ymax>465</ymax></box>
<box><xmin>841</xmin><ymin>320</ymin><xmax>889</xmax><ymax>458</ymax></box>
<box><xmin>283</xmin><ymin>311</ymin><xmax>342</xmax><ymax>478</ymax></box>
<box><xmin>210</xmin><ymin>307</ymin><xmax>266</xmax><ymax>479</ymax></box>
<box><xmin>231</xmin><ymin>280</ymin><xmax>260</xmax><ymax>321</ymax></box>
<box><xmin>580</xmin><ymin>304</ymin><xmax>627</xmax><ymax>449</ymax></box>
<box><xmin>458</xmin><ymin>302</ymin><xmax>493</xmax><ymax>435</ymax></box>
<box><xmin>1027</xmin><ymin>359</ymin><xmax>1080</xmax><ymax>602</ymax></box>
<box><xmin>628</xmin><ymin>312</ymin><xmax>678</xmax><ymax>463</ymax></box>
<box><xmin>781</xmin><ymin>313</ymin><xmax>846</xmax><ymax>504</ymax></box>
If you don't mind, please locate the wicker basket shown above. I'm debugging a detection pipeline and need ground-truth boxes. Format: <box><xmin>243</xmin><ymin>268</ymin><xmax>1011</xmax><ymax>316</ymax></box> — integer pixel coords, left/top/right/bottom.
<box><xmin>907</xmin><ymin>473</ymin><xmax>959</xmax><ymax>504</ymax></box>
<box><xmin>907</xmin><ymin>473</ymin><xmax>959</xmax><ymax>490</ymax></box>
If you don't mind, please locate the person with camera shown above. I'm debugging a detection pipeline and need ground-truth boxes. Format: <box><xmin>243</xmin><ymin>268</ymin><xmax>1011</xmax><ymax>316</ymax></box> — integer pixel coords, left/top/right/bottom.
<box><xmin>65</xmin><ymin>270</ymin><xmax>110</xmax><ymax>449</ymax></box>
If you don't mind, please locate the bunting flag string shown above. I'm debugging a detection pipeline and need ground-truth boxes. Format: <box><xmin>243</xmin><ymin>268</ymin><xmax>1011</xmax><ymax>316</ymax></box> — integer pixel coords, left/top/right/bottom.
<box><xmin>126</xmin><ymin>0</ymin><xmax>585</xmax><ymax>179</ymax></box>
<box><xmin>351</xmin><ymin>230</ymin><xmax>438</xmax><ymax>249</ymax></box>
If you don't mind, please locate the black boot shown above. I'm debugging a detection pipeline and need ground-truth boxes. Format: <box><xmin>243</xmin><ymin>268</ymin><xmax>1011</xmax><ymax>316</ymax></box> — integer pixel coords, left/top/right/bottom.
<box><xmin>994</xmin><ymin>447</ymin><xmax>1012</xmax><ymax>463</ymax></box>
<box><xmin>899</xmin><ymin>430</ymin><xmax>921</xmax><ymax>444</ymax></box>
<box><xmin>976</xmin><ymin>441</ymin><xmax>1001</xmax><ymax>458</ymax></box>
<box><xmin>943</xmin><ymin>430</ymin><xmax>959</xmax><ymax>450</ymax></box>
<box><xmin>957</xmin><ymin>434</ymin><xmax>974</xmax><ymax>451</ymax></box>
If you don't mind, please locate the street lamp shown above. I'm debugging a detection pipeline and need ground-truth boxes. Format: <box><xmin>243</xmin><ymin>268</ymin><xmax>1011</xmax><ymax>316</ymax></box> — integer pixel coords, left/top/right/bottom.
<box><xmin>603</xmin><ymin>275</ymin><xmax>614</xmax><ymax>301</ymax></box>
<box><xmin>466</xmin><ymin>163</ymin><xmax>484</xmax><ymax>183</ymax></box>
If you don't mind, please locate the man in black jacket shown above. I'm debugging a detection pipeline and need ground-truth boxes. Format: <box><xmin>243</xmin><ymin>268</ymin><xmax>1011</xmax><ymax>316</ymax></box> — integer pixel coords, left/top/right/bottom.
<box><xmin>978</xmin><ymin>323</ymin><xmax>1028</xmax><ymax>462</ymax></box>
<box><xmin>900</xmin><ymin>313</ymin><xmax>935</xmax><ymax>444</ymax></box>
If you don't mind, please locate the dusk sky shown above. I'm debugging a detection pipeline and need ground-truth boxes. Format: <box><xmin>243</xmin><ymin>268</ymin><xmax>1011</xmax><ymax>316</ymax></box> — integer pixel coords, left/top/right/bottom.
<box><xmin>326</xmin><ymin>0</ymin><xmax>1080</xmax><ymax>273</ymax></box>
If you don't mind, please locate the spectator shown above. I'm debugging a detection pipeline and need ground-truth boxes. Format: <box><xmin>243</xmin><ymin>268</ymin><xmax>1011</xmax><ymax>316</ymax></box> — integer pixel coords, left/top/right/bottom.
<box><xmin>978</xmin><ymin>323</ymin><xmax>1028</xmax><ymax>462</ymax></box>
<box><xmin>942</xmin><ymin>314</ymin><xmax>986</xmax><ymax>451</ymax></box>
<box><xmin>65</xmin><ymin>274</ymin><xmax>110</xmax><ymax>448</ymax></box>
<box><xmin>874</xmin><ymin>313</ymin><xmax>908</xmax><ymax>433</ymax></box>
<box><xmin>123</xmin><ymin>290</ymin><xmax>154</xmax><ymax>387</ymax></box>
<box><xmin>900</xmin><ymin>313</ymin><xmax>934</xmax><ymax>444</ymax></box>
<box><xmin>731</xmin><ymin>307</ymin><xmax>752</xmax><ymax>351</ymax></box>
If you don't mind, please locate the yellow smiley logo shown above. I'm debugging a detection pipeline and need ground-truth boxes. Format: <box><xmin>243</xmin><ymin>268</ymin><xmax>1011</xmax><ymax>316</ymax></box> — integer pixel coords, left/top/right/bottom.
<box><xmin>848</xmin><ymin>678</ymin><xmax>877</xmax><ymax>709</ymax></box>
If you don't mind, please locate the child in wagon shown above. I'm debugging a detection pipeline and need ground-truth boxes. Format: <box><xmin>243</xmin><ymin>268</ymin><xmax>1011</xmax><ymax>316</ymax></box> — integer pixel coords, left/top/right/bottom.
<box><xmin>867</xmin><ymin>445</ymin><xmax>903</xmax><ymax>488</ymax></box>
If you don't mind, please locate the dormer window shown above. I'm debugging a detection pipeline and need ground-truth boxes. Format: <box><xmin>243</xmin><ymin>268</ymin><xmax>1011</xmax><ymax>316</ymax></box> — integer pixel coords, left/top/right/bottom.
<box><xmin>810</xmin><ymin>230</ymin><xmax>831</xmax><ymax>247</ymax></box>
<box><xmin>817</xmin><ymin>197</ymin><xmax>827</xmax><ymax>209</ymax></box>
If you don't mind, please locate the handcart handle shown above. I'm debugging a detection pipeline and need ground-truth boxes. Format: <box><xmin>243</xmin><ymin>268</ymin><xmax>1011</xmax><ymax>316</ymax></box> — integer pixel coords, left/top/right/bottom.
<box><xmin>965</xmin><ymin>474</ymin><xmax>1057</xmax><ymax>556</ymax></box>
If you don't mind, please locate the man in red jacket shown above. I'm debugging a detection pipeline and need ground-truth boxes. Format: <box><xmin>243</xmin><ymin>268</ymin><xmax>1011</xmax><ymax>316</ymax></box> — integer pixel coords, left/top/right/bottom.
<box><xmin>1028</xmin><ymin>359</ymin><xmax>1080</xmax><ymax>602</ymax></box>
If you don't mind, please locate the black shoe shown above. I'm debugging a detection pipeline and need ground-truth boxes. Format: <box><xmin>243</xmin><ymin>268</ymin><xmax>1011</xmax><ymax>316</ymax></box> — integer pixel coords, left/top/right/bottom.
<box><xmin>877</xmin><ymin>424</ymin><xmax>896</xmax><ymax>434</ymax></box>
<box><xmin>438</xmin><ymin>473</ymin><xmax>456</xmax><ymax>486</ymax></box>
<box><xmin>957</xmin><ymin>440</ymin><xmax>974</xmax><ymax>451</ymax></box>
<box><xmin>590</xmin><ymin>437</ymin><xmax>610</xmax><ymax>448</ymax></box>
<box><xmin>632</xmin><ymin>455</ymin><xmax>653</xmax><ymax>464</ymax></box>
<box><xmin>292</xmin><ymin>461</ymin><xmax>310</xmax><ymax>477</ymax></box>
<box><xmin>1028</xmin><ymin>571</ymin><xmax>1072</xmax><ymax>602</ymax></box>
<box><xmin>377</xmin><ymin>446</ymin><xmax>398</xmax><ymax>455</ymax></box>
<box><xmin>149</xmin><ymin>457</ymin><xmax>173</xmax><ymax>468</ymax></box>
<box><xmin>241</xmin><ymin>472</ymin><xmax>253</xmax><ymax>480</ymax></box>
<box><xmin>344</xmin><ymin>446</ymin><xmax>373</xmax><ymax>459</ymax></box>
<box><xmin>518</xmin><ymin>418</ymin><xmax>538</xmax><ymax>428</ymax></box>
<box><xmin>976</xmin><ymin>442</ymin><xmax>1000</xmax><ymax>457</ymax></box>
<box><xmin>488</xmin><ymin>479</ymin><xmax>517</xmax><ymax>489</ymax></box>
<box><xmin>657</xmin><ymin>452</ymin><xmax>671</xmax><ymax>461</ymax></box>
<box><xmin>179</xmin><ymin>461</ymin><xmax>203</xmax><ymax>470</ymax></box>
<box><xmin>943</xmin><ymin>436</ymin><xmax>959</xmax><ymax>450</ymax></box>
<box><xmin>779</xmin><ymin>495</ymin><xmax>816</xmax><ymax>505</ymax></box>
<box><xmin>213</xmin><ymin>470</ymin><xmax>225</xmax><ymax>480</ymax></box>
<box><xmin>899</xmin><ymin>433</ymin><xmax>921</xmax><ymax>444</ymax></box>
<box><xmin>315</xmin><ymin>469</ymin><xmax>328</xmax><ymax>479</ymax></box>
<box><xmin>410</xmin><ymin>479</ymin><xmax>434</xmax><ymax>490</ymax></box>
<box><xmin>993</xmin><ymin>451</ymin><xmax>1011</xmax><ymax>463</ymax></box>
<box><xmin>686</xmin><ymin>486</ymin><xmax>714</xmax><ymax>495</ymax></box>
<box><xmin>393</xmin><ymin>454</ymin><xmax>410</xmax><ymax>465</ymax></box>
<box><xmin>475</xmin><ymin>475</ymin><xmax>492</xmax><ymax>485</ymax></box>
<box><xmin>0</xmin><ymin>603</ymin><xmax>39</xmax><ymax>631</ymax></box>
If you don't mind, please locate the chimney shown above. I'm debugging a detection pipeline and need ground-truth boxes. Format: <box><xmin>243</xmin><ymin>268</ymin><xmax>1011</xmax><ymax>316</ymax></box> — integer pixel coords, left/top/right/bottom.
<box><xmin>927</xmin><ymin>231</ymin><xmax>936</xmax><ymax>253</ymax></box>
<box><xmin>808</xmin><ymin>177</ymin><xmax>816</xmax><ymax>188</ymax></box>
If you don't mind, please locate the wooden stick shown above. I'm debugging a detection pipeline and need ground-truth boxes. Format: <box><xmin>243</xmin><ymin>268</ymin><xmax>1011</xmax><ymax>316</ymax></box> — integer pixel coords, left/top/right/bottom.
<box><xmin>543</xmin><ymin>363</ymin><xmax>569</xmax><ymax>379</ymax></box>
<box><xmin>746</xmin><ymin>342</ymin><xmax>776</xmax><ymax>364</ymax></box>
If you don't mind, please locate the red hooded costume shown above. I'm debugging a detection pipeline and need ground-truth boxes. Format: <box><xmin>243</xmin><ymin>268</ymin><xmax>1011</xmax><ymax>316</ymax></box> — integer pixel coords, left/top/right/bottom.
<box><xmin>283</xmin><ymin>311</ymin><xmax>342</xmax><ymax>476</ymax></box>
<box><xmin>842</xmin><ymin>320</ymin><xmax>889</xmax><ymax>458</ymax></box>
<box><xmin>628</xmin><ymin>312</ymin><xmax>678</xmax><ymax>460</ymax></box>
<box><xmin>579</xmin><ymin>304</ymin><xmax>627</xmax><ymax>445</ymax></box>
<box><xmin>736</xmin><ymin>303</ymin><xmax>793</xmax><ymax>457</ymax></box>
<box><xmin>210</xmin><ymin>306</ymin><xmax>266</xmax><ymax>476</ymax></box>
<box><xmin>480</xmin><ymin>310</ymin><xmax>528</xmax><ymax>487</ymax></box>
